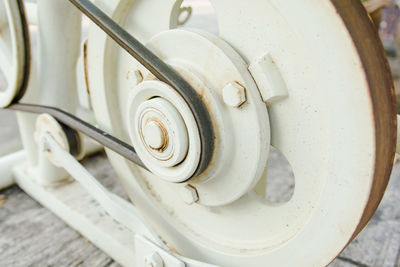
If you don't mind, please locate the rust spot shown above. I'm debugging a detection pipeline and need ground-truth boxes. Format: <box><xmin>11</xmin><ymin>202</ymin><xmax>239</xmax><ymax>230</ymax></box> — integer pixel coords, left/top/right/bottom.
<box><xmin>235</xmin><ymin>80</ymin><xmax>248</xmax><ymax>108</ymax></box>
<box><xmin>143</xmin><ymin>179</ymin><xmax>162</xmax><ymax>202</ymax></box>
<box><xmin>167</xmin><ymin>244</ymin><xmax>181</xmax><ymax>255</ymax></box>
<box><xmin>128</xmin><ymin>69</ymin><xmax>143</xmax><ymax>83</ymax></box>
<box><xmin>0</xmin><ymin>195</ymin><xmax>6</xmax><ymax>208</ymax></box>
<box><xmin>39</xmin><ymin>116</ymin><xmax>52</xmax><ymax>128</ymax></box>
<box><xmin>144</xmin><ymin>117</ymin><xmax>169</xmax><ymax>152</ymax></box>
<box><xmin>174</xmin><ymin>70</ymin><xmax>219</xmax><ymax>180</ymax></box>
<box><xmin>145</xmin><ymin>73</ymin><xmax>156</xmax><ymax>81</ymax></box>
<box><xmin>83</xmin><ymin>41</ymin><xmax>90</xmax><ymax>94</ymax></box>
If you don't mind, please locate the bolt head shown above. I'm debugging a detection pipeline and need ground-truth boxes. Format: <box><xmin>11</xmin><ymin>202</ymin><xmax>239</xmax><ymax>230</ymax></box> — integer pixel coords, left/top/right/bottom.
<box><xmin>134</xmin><ymin>70</ymin><xmax>144</xmax><ymax>84</ymax></box>
<box><xmin>180</xmin><ymin>185</ymin><xmax>199</xmax><ymax>205</ymax></box>
<box><xmin>222</xmin><ymin>82</ymin><xmax>247</xmax><ymax>107</ymax></box>
<box><xmin>144</xmin><ymin>252</ymin><xmax>164</xmax><ymax>267</ymax></box>
<box><xmin>142</xmin><ymin>120</ymin><xmax>166</xmax><ymax>150</ymax></box>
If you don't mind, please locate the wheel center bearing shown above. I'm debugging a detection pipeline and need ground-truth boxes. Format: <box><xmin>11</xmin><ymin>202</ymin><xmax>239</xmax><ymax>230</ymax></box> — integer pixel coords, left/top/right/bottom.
<box><xmin>135</xmin><ymin>95</ymin><xmax>189</xmax><ymax>167</ymax></box>
<box><xmin>127</xmin><ymin>79</ymin><xmax>202</xmax><ymax>183</ymax></box>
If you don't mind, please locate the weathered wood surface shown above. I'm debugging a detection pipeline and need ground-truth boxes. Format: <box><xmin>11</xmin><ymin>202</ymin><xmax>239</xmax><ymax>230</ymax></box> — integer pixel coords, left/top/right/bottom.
<box><xmin>0</xmin><ymin>152</ymin><xmax>123</xmax><ymax>267</ymax></box>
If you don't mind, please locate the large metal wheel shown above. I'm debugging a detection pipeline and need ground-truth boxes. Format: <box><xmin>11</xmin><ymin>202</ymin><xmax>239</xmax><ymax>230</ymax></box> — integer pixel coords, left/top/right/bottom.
<box><xmin>87</xmin><ymin>0</ymin><xmax>396</xmax><ymax>266</ymax></box>
<box><xmin>0</xmin><ymin>0</ymin><xmax>29</xmax><ymax>108</ymax></box>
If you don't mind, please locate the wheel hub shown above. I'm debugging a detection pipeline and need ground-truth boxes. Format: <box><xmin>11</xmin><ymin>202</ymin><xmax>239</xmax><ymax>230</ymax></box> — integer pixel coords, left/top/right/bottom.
<box><xmin>129</xmin><ymin>83</ymin><xmax>192</xmax><ymax>172</ymax></box>
<box><xmin>127</xmin><ymin>77</ymin><xmax>202</xmax><ymax>183</ymax></box>
<box><xmin>125</xmin><ymin>29</ymin><xmax>270</xmax><ymax>205</ymax></box>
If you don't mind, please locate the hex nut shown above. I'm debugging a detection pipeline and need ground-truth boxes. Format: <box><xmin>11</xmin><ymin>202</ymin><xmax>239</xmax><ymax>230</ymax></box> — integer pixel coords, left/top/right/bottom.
<box><xmin>180</xmin><ymin>185</ymin><xmax>199</xmax><ymax>205</ymax></box>
<box><xmin>144</xmin><ymin>252</ymin><xmax>164</xmax><ymax>267</ymax></box>
<box><xmin>222</xmin><ymin>82</ymin><xmax>247</xmax><ymax>107</ymax></box>
<box><xmin>134</xmin><ymin>69</ymin><xmax>144</xmax><ymax>84</ymax></box>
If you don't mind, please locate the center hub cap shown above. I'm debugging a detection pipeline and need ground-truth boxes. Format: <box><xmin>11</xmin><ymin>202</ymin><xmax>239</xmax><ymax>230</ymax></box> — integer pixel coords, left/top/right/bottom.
<box><xmin>136</xmin><ymin>97</ymin><xmax>189</xmax><ymax>167</ymax></box>
<box><xmin>142</xmin><ymin>120</ymin><xmax>166</xmax><ymax>151</ymax></box>
<box><xmin>127</xmin><ymin>79</ymin><xmax>202</xmax><ymax>183</ymax></box>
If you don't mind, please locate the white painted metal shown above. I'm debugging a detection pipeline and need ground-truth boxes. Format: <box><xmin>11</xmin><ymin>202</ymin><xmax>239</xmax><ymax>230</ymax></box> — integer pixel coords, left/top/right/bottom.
<box><xmin>86</xmin><ymin>1</ymin><xmax>386</xmax><ymax>266</ymax></box>
<box><xmin>31</xmin><ymin>0</ymin><xmax>82</xmax><ymax>184</ymax></box>
<box><xmin>144</xmin><ymin>252</ymin><xmax>164</xmax><ymax>267</ymax></box>
<box><xmin>14</xmin><ymin>159</ymin><xmax>218</xmax><ymax>267</ymax></box>
<box><xmin>39</xmin><ymin>132</ymin><xmax>164</xmax><ymax>247</ymax></box>
<box><xmin>0</xmin><ymin>0</ymin><xmax>394</xmax><ymax>266</ymax></box>
<box><xmin>0</xmin><ymin>0</ymin><xmax>27</xmax><ymax>108</ymax></box>
<box><xmin>16</xmin><ymin>127</ymin><xmax>215</xmax><ymax>266</ymax></box>
<box><xmin>221</xmin><ymin>81</ymin><xmax>247</xmax><ymax>107</ymax></box>
<box><xmin>131</xmin><ymin>94</ymin><xmax>189</xmax><ymax>168</ymax></box>
<box><xmin>36</xmin><ymin>113</ymin><xmax>71</xmax><ymax>165</ymax></box>
<box><xmin>13</xmin><ymin>161</ymin><xmax>139</xmax><ymax>267</ymax></box>
<box><xmin>136</xmin><ymin>236</ymin><xmax>185</xmax><ymax>267</ymax></box>
<box><xmin>16</xmin><ymin>52</ymin><xmax>39</xmax><ymax>167</ymax></box>
<box><xmin>0</xmin><ymin>151</ymin><xmax>26</xmax><ymax>190</ymax></box>
<box><xmin>37</xmin><ymin>0</ymin><xmax>81</xmax><ymax>111</ymax></box>
<box><xmin>75</xmin><ymin>135</ymin><xmax>103</xmax><ymax>160</ymax></box>
<box><xmin>127</xmin><ymin>79</ymin><xmax>201</xmax><ymax>183</ymax></box>
<box><xmin>175</xmin><ymin>6</ymin><xmax>192</xmax><ymax>26</ymax></box>
<box><xmin>248</xmin><ymin>53</ymin><xmax>289</xmax><ymax>104</ymax></box>
<box><xmin>142</xmin><ymin>121</ymin><xmax>166</xmax><ymax>151</ymax></box>
<box><xmin>34</xmin><ymin>115</ymin><xmax>69</xmax><ymax>185</ymax></box>
<box><xmin>179</xmin><ymin>185</ymin><xmax>199</xmax><ymax>205</ymax></box>
<box><xmin>25</xmin><ymin>2</ymin><xmax>38</xmax><ymax>26</ymax></box>
<box><xmin>94</xmin><ymin>27</ymin><xmax>270</xmax><ymax>206</ymax></box>
<box><xmin>3</xmin><ymin>150</ymin><xmax>219</xmax><ymax>267</ymax></box>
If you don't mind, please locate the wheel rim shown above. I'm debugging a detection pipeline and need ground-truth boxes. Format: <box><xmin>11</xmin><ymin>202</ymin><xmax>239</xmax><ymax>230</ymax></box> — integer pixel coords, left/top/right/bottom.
<box><xmin>87</xmin><ymin>0</ymin><xmax>396</xmax><ymax>266</ymax></box>
<box><xmin>0</xmin><ymin>0</ymin><xmax>29</xmax><ymax>108</ymax></box>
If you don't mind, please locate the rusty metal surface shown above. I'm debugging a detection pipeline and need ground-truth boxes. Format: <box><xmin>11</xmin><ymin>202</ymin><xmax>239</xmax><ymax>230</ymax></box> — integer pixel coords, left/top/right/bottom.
<box><xmin>331</xmin><ymin>0</ymin><xmax>397</xmax><ymax>245</ymax></box>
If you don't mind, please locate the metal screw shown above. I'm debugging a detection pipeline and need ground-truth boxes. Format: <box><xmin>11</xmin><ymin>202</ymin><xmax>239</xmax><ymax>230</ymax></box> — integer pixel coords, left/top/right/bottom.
<box><xmin>222</xmin><ymin>82</ymin><xmax>247</xmax><ymax>107</ymax></box>
<box><xmin>180</xmin><ymin>185</ymin><xmax>199</xmax><ymax>205</ymax></box>
<box><xmin>144</xmin><ymin>252</ymin><xmax>164</xmax><ymax>267</ymax></box>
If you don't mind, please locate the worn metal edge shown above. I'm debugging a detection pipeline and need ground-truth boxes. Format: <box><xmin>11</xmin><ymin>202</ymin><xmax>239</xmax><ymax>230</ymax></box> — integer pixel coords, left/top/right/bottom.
<box><xmin>329</xmin><ymin>0</ymin><xmax>397</xmax><ymax>263</ymax></box>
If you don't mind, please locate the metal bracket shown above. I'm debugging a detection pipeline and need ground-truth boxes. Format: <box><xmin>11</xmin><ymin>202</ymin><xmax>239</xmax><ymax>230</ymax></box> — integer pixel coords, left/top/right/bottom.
<box><xmin>135</xmin><ymin>235</ymin><xmax>186</xmax><ymax>267</ymax></box>
<box><xmin>27</xmin><ymin>129</ymin><xmax>218</xmax><ymax>266</ymax></box>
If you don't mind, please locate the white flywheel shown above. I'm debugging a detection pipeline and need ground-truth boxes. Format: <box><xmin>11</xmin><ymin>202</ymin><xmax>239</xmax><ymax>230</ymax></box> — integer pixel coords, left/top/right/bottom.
<box><xmin>0</xmin><ymin>0</ymin><xmax>29</xmax><ymax>108</ymax></box>
<box><xmin>87</xmin><ymin>0</ymin><xmax>396</xmax><ymax>266</ymax></box>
